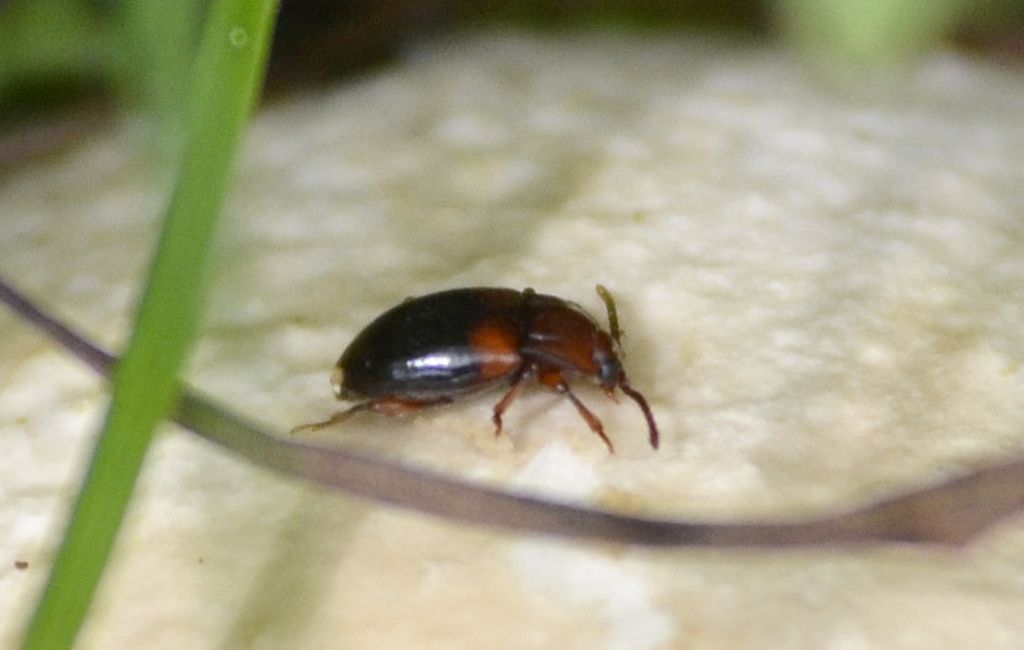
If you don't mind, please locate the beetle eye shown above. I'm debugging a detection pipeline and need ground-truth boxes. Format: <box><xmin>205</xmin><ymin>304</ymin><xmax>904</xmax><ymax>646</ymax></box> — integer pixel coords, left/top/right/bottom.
<box><xmin>597</xmin><ymin>354</ymin><xmax>621</xmax><ymax>389</ymax></box>
<box><xmin>331</xmin><ymin>367</ymin><xmax>345</xmax><ymax>399</ymax></box>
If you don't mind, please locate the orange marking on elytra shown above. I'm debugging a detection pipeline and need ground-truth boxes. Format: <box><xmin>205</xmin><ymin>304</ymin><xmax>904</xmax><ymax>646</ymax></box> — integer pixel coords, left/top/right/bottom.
<box><xmin>469</xmin><ymin>322</ymin><xmax>522</xmax><ymax>380</ymax></box>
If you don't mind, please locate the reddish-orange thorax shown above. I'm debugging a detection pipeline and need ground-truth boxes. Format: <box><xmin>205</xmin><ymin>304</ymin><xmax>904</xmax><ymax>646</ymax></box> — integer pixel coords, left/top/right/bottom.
<box><xmin>521</xmin><ymin>300</ymin><xmax>622</xmax><ymax>389</ymax></box>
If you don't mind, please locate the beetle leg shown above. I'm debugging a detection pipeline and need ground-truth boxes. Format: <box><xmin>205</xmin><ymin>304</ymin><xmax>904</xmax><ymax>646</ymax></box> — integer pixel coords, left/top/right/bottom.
<box><xmin>558</xmin><ymin>383</ymin><xmax>615</xmax><ymax>454</ymax></box>
<box><xmin>291</xmin><ymin>396</ymin><xmax>452</xmax><ymax>434</ymax></box>
<box><xmin>365</xmin><ymin>396</ymin><xmax>453</xmax><ymax>416</ymax></box>
<box><xmin>492</xmin><ymin>370</ymin><xmax>528</xmax><ymax>437</ymax></box>
<box><xmin>290</xmin><ymin>401</ymin><xmax>373</xmax><ymax>434</ymax></box>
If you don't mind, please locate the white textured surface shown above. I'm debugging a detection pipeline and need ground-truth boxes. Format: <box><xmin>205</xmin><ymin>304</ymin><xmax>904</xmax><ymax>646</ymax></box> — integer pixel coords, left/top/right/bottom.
<box><xmin>2</xmin><ymin>32</ymin><xmax>1024</xmax><ymax>649</ymax></box>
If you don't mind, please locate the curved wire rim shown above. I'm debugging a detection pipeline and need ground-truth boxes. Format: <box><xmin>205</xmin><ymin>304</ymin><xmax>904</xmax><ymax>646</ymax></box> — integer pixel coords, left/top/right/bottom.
<box><xmin>4</xmin><ymin>275</ymin><xmax>1024</xmax><ymax>548</ymax></box>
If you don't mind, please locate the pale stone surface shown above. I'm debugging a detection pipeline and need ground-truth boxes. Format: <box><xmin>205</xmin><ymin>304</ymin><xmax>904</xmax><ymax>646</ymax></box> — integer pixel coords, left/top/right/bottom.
<box><xmin>2</xmin><ymin>31</ymin><xmax>1024</xmax><ymax>649</ymax></box>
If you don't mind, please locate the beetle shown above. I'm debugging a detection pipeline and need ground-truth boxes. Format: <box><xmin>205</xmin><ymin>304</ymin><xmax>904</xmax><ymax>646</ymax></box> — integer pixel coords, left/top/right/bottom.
<box><xmin>293</xmin><ymin>285</ymin><xmax>659</xmax><ymax>452</ymax></box>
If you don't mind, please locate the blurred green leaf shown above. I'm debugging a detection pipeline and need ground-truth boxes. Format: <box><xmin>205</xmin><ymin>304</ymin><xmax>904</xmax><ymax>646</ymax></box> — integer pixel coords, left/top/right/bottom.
<box><xmin>778</xmin><ymin>0</ymin><xmax>966</xmax><ymax>64</ymax></box>
<box><xmin>0</xmin><ymin>0</ymin><xmax>112</xmax><ymax>109</ymax></box>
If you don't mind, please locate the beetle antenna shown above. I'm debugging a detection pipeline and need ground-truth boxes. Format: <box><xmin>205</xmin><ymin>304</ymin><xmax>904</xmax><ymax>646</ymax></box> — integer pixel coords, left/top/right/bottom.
<box><xmin>595</xmin><ymin>284</ymin><xmax>623</xmax><ymax>348</ymax></box>
<box><xmin>618</xmin><ymin>373</ymin><xmax>659</xmax><ymax>449</ymax></box>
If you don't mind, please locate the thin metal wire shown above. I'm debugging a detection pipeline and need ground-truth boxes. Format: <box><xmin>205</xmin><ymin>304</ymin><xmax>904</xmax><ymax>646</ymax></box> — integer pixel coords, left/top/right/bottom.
<box><xmin>5</xmin><ymin>274</ymin><xmax>1024</xmax><ymax>548</ymax></box>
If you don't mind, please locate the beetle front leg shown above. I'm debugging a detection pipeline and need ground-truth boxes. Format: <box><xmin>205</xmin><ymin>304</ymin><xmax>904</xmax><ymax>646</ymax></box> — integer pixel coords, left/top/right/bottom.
<box><xmin>558</xmin><ymin>384</ymin><xmax>615</xmax><ymax>454</ymax></box>
<box><xmin>537</xmin><ymin>367</ymin><xmax>614</xmax><ymax>453</ymax></box>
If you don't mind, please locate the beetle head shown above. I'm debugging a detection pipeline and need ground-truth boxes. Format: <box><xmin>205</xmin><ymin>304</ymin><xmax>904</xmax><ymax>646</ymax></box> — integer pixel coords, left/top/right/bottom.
<box><xmin>594</xmin><ymin>330</ymin><xmax>623</xmax><ymax>391</ymax></box>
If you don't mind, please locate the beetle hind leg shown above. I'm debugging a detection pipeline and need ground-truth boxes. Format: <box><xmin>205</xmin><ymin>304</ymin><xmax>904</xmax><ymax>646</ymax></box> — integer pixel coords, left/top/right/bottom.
<box><xmin>290</xmin><ymin>401</ymin><xmax>373</xmax><ymax>434</ymax></box>
<box><xmin>290</xmin><ymin>396</ymin><xmax>452</xmax><ymax>435</ymax></box>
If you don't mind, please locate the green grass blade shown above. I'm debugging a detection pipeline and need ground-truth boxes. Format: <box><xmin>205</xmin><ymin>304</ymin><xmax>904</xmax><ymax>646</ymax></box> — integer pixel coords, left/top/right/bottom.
<box><xmin>20</xmin><ymin>1</ymin><xmax>279</xmax><ymax>648</ymax></box>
